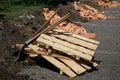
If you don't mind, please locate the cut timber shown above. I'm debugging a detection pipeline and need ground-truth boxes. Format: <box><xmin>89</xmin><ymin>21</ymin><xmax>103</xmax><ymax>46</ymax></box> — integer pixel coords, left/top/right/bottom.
<box><xmin>28</xmin><ymin>44</ymin><xmax>74</xmax><ymax>60</ymax></box>
<box><xmin>27</xmin><ymin>44</ymin><xmax>98</xmax><ymax>68</ymax></box>
<box><xmin>53</xmin><ymin>35</ymin><xmax>98</xmax><ymax>50</ymax></box>
<box><xmin>60</xmin><ymin>70</ymin><xmax>63</xmax><ymax>75</ymax></box>
<box><xmin>28</xmin><ymin>44</ymin><xmax>41</xmax><ymax>52</ymax></box>
<box><xmin>81</xmin><ymin>63</ymin><xmax>91</xmax><ymax>70</ymax></box>
<box><xmin>93</xmin><ymin>62</ymin><xmax>99</xmax><ymax>67</ymax></box>
<box><xmin>22</xmin><ymin>44</ymin><xmax>99</xmax><ymax>77</ymax></box>
<box><xmin>42</xmin><ymin>55</ymin><xmax>77</xmax><ymax>78</ymax></box>
<box><xmin>53</xmin><ymin>29</ymin><xmax>99</xmax><ymax>44</ymax></box>
<box><xmin>37</xmin><ymin>37</ymin><xmax>92</xmax><ymax>61</ymax></box>
<box><xmin>15</xmin><ymin>7</ymin><xmax>100</xmax><ymax>78</ymax></box>
<box><xmin>71</xmin><ymin>34</ymin><xmax>99</xmax><ymax>45</ymax></box>
<box><xmin>59</xmin><ymin>58</ymin><xmax>86</xmax><ymax>74</ymax></box>
<box><xmin>40</xmin><ymin>34</ymin><xmax>95</xmax><ymax>56</ymax></box>
<box><xmin>28</xmin><ymin>53</ymin><xmax>38</xmax><ymax>57</ymax></box>
<box><xmin>76</xmin><ymin>56</ymin><xmax>80</xmax><ymax>60</ymax></box>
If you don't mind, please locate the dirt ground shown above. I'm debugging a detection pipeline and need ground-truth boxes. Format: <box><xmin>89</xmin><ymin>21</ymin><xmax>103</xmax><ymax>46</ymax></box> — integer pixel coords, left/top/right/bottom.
<box><xmin>0</xmin><ymin>1</ymin><xmax>120</xmax><ymax>80</ymax></box>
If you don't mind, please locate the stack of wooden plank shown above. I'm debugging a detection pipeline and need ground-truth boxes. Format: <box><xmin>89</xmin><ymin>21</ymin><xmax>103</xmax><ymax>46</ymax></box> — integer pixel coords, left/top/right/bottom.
<box><xmin>19</xmin><ymin>29</ymin><xmax>99</xmax><ymax>78</ymax></box>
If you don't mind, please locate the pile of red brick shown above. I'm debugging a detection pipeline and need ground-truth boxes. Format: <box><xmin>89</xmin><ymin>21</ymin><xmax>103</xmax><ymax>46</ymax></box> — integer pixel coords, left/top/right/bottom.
<box><xmin>43</xmin><ymin>8</ymin><xmax>96</xmax><ymax>38</ymax></box>
<box><xmin>73</xmin><ymin>1</ymin><xmax>114</xmax><ymax>20</ymax></box>
<box><xmin>94</xmin><ymin>0</ymin><xmax>120</xmax><ymax>8</ymax></box>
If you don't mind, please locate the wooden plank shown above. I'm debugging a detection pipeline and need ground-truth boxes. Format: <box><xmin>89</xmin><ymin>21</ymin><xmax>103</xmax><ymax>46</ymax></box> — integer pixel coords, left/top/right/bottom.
<box><xmin>40</xmin><ymin>34</ymin><xmax>95</xmax><ymax>56</ymax></box>
<box><xmin>53</xmin><ymin>29</ymin><xmax>99</xmax><ymax>44</ymax></box>
<box><xmin>71</xmin><ymin>34</ymin><xmax>99</xmax><ymax>45</ymax></box>
<box><xmin>28</xmin><ymin>44</ymin><xmax>74</xmax><ymax>60</ymax></box>
<box><xmin>28</xmin><ymin>44</ymin><xmax>98</xmax><ymax>67</ymax></box>
<box><xmin>27</xmin><ymin>51</ymin><xmax>98</xmax><ymax>69</ymax></box>
<box><xmin>42</xmin><ymin>55</ymin><xmax>77</xmax><ymax>78</ymax></box>
<box><xmin>59</xmin><ymin>58</ymin><xmax>86</xmax><ymax>74</ymax></box>
<box><xmin>37</xmin><ymin>37</ymin><xmax>92</xmax><ymax>61</ymax></box>
<box><xmin>81</xmin><ymin>63</ymin><xmax>91</xmax><ymax>70</ymax></box>
<box><xmin>60</xmin><ymin>70</ymin><xmax>63</xmax><ymax>75</ymax></box>
<box><xmin>93</xmin><ymin>62</ymin><xmax>99</xmax><ymax>67</ymax></box>
<box><xmin>28</xmin><ymin>44</ymin><xmax>41</xmax><ymax>52</ymax></box>
<box><xmin>28</xmin><ymin>53</ymin><xmax>38</xmax><ymax>57</ymax></box>
<box><xmin>53</xmin><ymin>35</ymin><xmax>98</xmax><ymax>50</ymax></box>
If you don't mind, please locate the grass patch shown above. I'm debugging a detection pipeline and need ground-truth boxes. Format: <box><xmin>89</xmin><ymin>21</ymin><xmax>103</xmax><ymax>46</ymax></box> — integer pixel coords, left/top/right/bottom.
<box><xmin>0</xmin><ymin>4</ymin><xmax>46</xmax><ymax>19</ymax></box>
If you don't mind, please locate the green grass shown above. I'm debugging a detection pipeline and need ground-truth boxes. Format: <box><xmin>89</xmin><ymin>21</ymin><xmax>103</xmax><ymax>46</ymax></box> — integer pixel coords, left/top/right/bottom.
<box><xmin>0</xmin><ymin>4</ymin><xmax>46</xmax><ymax>19</ymax></box>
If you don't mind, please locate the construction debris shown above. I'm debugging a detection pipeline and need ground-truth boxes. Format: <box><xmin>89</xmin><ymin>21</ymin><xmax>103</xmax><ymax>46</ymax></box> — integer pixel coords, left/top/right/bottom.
<box><xmin>16</xmin><ymin>31</ymin><xmax>99</xmax><ymax>78</ymax></box>
<box><xmin>15</xmin><ymin>0</ymin><xmax>117</xmax><ymax>77</ymax></box>
<box><xmin>73</xmin><ymin>1</ymin><xmax>115</xmax><ymax>20</ymax></box>
<box><xmin>43</xmin><ymin>8</ymin><xmax>96</xmax><ymax>38</ymax></box>
<box><xmin>94</xmin><ymin>0</ymin><xmax>120</xmax><ymax>8</ymax></box>
<box><xmin>16</xmin><ymin>8</ymin><xmax>100</xmax><ymax>78</ymax></box>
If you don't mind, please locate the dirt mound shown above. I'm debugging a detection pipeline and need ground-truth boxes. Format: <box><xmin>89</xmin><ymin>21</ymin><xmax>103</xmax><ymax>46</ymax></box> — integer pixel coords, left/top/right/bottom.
<box><xmin>56</xmin><ymin>3</ymin><xmax>88</xmax><ymax>23</ymax></box>
<box><xmin>0</xmin><ymin>9</ymin><xmax>46</xmax><ymax>80</ymax></box>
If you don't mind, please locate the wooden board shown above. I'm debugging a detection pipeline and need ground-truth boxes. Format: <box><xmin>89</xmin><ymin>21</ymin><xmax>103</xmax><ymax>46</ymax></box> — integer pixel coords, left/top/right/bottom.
<box><xmin>53</xmin><ymin>34</ymin><xmax>98</xmax><ymax>50</ymax></box>
<box><xmin>28</xmin><ymin>44</ymin><xmax>98</xmax><ymax>67</ymax></box>
<box><xmin>53</xmin><ymin>29</ymin><xmax>99</xmax><ymax>44</ymax></box>
<box><xmin>40</xmin><ymin>34</ymin><xmax>95</xmax><ymax>56</ymax></box>
<box><xmin>28</xmin><ymin>44</ymin><xmax>77</xmax><ymax>77</ymax></box>
<box><xmin>71</xmin><ymin>34</ymin><xmax>99</xmax><ymax>45</ymax></box>
<box><xmin>42</xmin><ymin>55</ymin><xmax>77</xmax><ymax>78</ymax></box>
<box><xmin>58</xmin><ymin>58</ymin><xmax>86</xmax><ymax>74</ymax></box>
<box><xmin>37</xmin><ymin>36</ymin><xmax>92</xmax><ymax>61</ymax></box>
<box><xmin>27</xmin><ymin>44</ymin><xmax>99</xmax><ymax>77</ymax></box>
<box><xmin>24</xmin><ymin>30</ymin><xmax>100</xmax><ymax>78</ymax></box>
<box><xmin>81</xmin><ymin>63</ymin><xmax>91</xmax><ymax>70</ymax></box>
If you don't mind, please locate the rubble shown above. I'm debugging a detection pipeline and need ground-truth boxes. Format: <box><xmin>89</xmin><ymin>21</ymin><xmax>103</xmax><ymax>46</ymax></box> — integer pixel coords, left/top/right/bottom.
<box><xmin>43</xmin><ymin>8</ymin><xmax>96</xmax><ymax>38</ymax></box>
<box><xmin>73</xmin><ymin>1</ymin><xmax>115</xmax><ymax>20</ymax></box>
<box><xmin>94</xmin><ymin>0</ymin><xmax>120</xmax><ymax>8</ymax></box>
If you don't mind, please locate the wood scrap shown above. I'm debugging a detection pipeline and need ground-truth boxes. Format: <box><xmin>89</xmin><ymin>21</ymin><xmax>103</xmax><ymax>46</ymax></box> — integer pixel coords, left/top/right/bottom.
<box><xmin>53</xmin><ymin>29</ymin><xmax>99</xmax><ymax>44</ymax></box>
<box><xmin>52</xmin><ymin>34</ymin><xmax>98</xmax><ymax>50</ymax></box>
<box><xmin>16</xmin><ymin>31</ymin><xmax>99</xmax><ymax>78</ymax></box>
<box><xmin>25</xmin><ymin>31</ymin><xmax>99</xmax><ymax>77</ymax></box>
<box><xmin>42</xmin><ymin>55</ymin><xmax>77</xmax><ymax>78</ymax></box>
<box><xmin>27</xmin><ymin>44</ymin><xmax>98</xmax><ymax>64</ymax></box>
<box><xmin>15</xmin><ymin>7</ymin><xmax>101</xmax><ymax>78</ymax></box>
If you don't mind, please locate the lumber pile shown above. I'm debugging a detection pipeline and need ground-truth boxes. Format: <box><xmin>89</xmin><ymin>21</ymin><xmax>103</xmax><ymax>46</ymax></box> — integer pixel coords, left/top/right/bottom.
<box><xmin>73</xmin><ymin>1</ymin><xmax>115</xmax><ymax>20</ymax></box>
<box><xmin>15</xmin><ymin>4</ymin><xmax>102</xmax><ymax>78</ymax></box>
<box><xmin>43</xmin><ymin>8</ymin><xmax>96</xmax><ymax>38</ymax></box>
<box><xmin>17</xmin><ymin>29</ymin><xmax>100</xmax><ymax>78</ymax></box>
<box><xmin>94</xmin><ymin>0</ymin><xmax>120</xmax><ymax>8</ymax></box>
<box><xmin>14</xmin><ymin>0</ymin><xmax>120</xmax><ymax>78</ymax></box>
